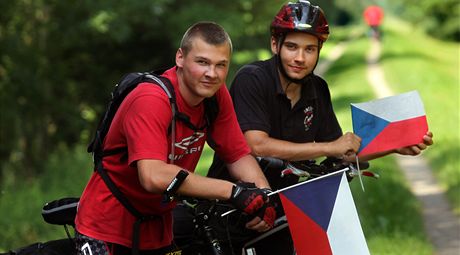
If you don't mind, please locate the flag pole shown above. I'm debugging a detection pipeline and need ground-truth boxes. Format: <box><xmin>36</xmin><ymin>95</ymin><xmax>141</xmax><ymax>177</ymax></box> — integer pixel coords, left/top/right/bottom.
<box><xmin>268</xmin><ymin>167</ymin><xmax>349</xmax><ymax>196</ymax></box>
<box><xmin>220</xmin><ymin>167</ymin><xmax>350</xmax><ymax>217</ymax></box>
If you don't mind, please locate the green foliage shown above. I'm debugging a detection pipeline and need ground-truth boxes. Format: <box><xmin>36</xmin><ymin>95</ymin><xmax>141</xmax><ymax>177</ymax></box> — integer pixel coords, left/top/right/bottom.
<box><xmin>2</xmin><ymin>0</ymin><xmax>456</xmax><ymax>179</ymax></box>
<box><xmin>0</xmin><ymin>144</ymin><xmax>92</xmax><ymax>251</ymax></box>
<box><xmin>0</xmin><ymin>0</ymin><xmax>284</xmax><ymax>176</ymax></box>
<box><xmin>388</xmin><ymin>0</ymin><xmax>459</xmax><ymax>41</ymax></box>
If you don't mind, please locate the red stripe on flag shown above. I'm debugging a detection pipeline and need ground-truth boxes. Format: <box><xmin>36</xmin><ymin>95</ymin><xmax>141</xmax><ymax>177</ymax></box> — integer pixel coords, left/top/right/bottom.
<box><xmin>280</xmin><ymin>193</ymin><xmax>332</xmax><ymax>255</ymax></box>
<box><xmin>359</xmin><ymin>115</ymin><xmax>428</xmax><ymax>156</ymax></box>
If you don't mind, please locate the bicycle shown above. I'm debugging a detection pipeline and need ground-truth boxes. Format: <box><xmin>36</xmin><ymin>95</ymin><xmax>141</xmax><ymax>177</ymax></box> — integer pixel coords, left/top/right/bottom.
<box><xmin>2</xmin><ymin>157</ymin><xmax>378</xmax><ymax>255</ymax></box>
<box><xmin>173</xmin><ymin>156</ymin><xmax>378</xmax><ymax>255</ymax></box>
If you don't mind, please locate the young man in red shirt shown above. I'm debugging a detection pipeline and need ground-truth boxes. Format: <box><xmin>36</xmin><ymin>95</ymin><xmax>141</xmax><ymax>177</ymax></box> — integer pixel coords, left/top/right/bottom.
<box><xmin>75</xmin><ymin>21</ymin><xmax>276</xmax><ymax>255</ymax></box>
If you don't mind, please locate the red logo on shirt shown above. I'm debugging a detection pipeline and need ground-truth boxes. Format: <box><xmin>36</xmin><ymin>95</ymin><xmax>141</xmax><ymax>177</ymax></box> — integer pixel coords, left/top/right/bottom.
<box><xmin>170</xmin><ymin>132</ymin><xmax>205</xmax><ymax>161</ymax></box>
<box><xmin>303</xmin><ymin>106</ymin><xmax>314</xmax><ymax>131</ymax></box>
<box><xmin>175</xmin><ymin>132</ymin><xmax>205</xmax><ymax>150</ymax></box>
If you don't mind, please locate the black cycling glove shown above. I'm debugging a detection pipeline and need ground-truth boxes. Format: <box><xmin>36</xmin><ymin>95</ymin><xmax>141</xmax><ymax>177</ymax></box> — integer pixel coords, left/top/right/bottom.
<box><xmin>229</xmin><ymin>182</ymin><xmax>276</xmax><ymax>227</ymax></box>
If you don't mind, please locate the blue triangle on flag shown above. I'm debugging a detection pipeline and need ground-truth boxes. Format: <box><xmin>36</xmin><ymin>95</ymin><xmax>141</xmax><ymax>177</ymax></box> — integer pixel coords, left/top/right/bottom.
<box><xmin>351</xmin><ymin>105</ymin><xmax>389</xmax><ymax>152</ymax></box>
<box><xmin>281</xmin><ymin>174</ymin><xmax>342</xmax><ymax>231</ymax></box>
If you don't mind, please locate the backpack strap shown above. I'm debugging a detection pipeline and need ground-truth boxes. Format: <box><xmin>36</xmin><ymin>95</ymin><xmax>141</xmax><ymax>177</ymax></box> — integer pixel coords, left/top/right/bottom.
<box><xmin>92</xmin><ymin>73</ymin><xmax>175</xmax><ymax>255</ymax></box>
<box><xmin>95</xmin><ymin>158</ymin><xmax>162</xmax><ymax>255</ymax></box>
<box><xmin>88</xmin><ymin>70</ymin><xmax>219</xmax><ymax>254</ymax></box>
<box><xmin>143</xmin><ymin>73</ymin><xmax>178</xmax><ymax>163</ymax></box>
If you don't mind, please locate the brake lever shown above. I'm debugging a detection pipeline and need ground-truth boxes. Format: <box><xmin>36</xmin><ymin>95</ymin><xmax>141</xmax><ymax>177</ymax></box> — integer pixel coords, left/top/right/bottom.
<box><xmin>348</xmin><ymin>157</ymin><xmax>380</xmax><ymax>192</ymax></box>
<box><xmin>361</xmin><ymin>170</ymin><xmax>380</xmax><ymax>179</ymax></box>
<box><xmin>280</xmin><ymin>163</ymin><xmax>311</xmax><ymax>178</ymax></box>
<box><xmin>347</xmin><ymin>168</ymin><xmax>380</xmax><ymax>179</ymax></box>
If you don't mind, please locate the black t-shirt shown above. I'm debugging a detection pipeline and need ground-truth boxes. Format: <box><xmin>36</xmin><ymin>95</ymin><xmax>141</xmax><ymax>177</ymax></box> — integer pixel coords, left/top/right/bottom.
<box><xmin>208</xmin><ymin>56</ymin><xmax>342</xmax><ymax>189</ymax></box>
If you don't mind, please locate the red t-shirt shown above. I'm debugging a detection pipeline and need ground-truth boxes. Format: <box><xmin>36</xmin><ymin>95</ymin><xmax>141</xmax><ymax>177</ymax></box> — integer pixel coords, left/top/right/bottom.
<box><xmin>363</xmin><ymin>6</ymin><xmax>384</xmax><ymax>26</ymax></box>
<box><xmin>75</xmin><ymin>67</ymin><xmax>250</xmax><ymax>249</ymax></box>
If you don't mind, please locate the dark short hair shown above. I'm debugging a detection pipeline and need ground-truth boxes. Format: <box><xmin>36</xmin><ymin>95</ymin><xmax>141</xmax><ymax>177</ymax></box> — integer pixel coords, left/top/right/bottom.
<box><xmin>180</xmin><ymin>21</ymin><xmax>232</xmax><ymax>55</ymax></box>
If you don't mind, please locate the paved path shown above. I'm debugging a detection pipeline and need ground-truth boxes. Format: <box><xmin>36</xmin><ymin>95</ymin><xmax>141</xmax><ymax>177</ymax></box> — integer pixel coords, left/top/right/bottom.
<box><xmin>366</xmin><ymin>38</ymin><xmax>460</xmax><ymax>255</ymax></box>
<box><xmin>317</xmin><ymin>37</ymin><xmax>460</xmax><ymax>255</ymax></box>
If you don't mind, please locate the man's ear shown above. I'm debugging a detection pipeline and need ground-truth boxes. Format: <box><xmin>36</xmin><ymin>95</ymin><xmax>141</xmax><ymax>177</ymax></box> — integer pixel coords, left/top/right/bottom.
<box><xmin>270</xmin><ymin>36</ymin><xmax>279</xmax><ymax>55</ymax></box>
<box><xmin>176</xmin><ymin>48</ymin><xmax>184</xmax><ymax>67</ymax></box>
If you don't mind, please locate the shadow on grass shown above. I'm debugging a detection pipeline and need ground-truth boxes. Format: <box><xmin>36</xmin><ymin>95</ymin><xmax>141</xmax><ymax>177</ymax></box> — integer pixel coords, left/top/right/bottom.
<box><xmin>351</xmin><ymin>157</ymin><xmax>433</xmax><ymax>254</ymax></box>
<box><xmin>325</xmin><ymin>53</ymin><xmax>367</xmax><ymax>80</ymax></box>
<box><xmin>379</xmin><ymin>29</ymin><xmax>436</xmax><ymax>63</ymax></box>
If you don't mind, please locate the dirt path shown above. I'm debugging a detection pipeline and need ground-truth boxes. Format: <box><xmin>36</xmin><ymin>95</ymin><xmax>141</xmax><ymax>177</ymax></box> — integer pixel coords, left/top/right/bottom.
<box><xmin>366</xmin><ymin>38</ymin><xmax>460</xmax><ymax>255</ymax></box>
<box><xmin>317</xmin><ymin>37</ymin><xmax>460</xmax><ymax>255</ymax></box>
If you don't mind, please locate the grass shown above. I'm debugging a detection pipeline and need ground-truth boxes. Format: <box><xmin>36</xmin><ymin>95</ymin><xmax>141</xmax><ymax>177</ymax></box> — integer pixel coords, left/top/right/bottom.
<box><xmin>379</xmin><ymin>17</ymin><xmax>460</xmax><ymax>214</ymax></box>
<box><xmin>0</xmin><ymin>144</ymin><xmax>92</xmax><ymax>251</ymax></box>
<box><xmin>351</xmin><ymin>158</ymin><xmax>433</xmax><ymax>255</ymax></box>
<box><xmin>324</xmin><ymin>25</ymin><xmax>433</xmax><ymax>254</ymax></box>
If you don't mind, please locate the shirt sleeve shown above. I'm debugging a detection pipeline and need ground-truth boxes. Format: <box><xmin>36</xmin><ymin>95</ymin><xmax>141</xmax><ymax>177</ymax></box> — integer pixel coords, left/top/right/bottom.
<box><xmin>230</xmin><ymin>69</ymin><xmax>271</xmax><ymax>133</ymax></box>
<box><xmin>122</xmin><ymin>85</ymin><xmax>172</xmax><ymax>165</ymax></box>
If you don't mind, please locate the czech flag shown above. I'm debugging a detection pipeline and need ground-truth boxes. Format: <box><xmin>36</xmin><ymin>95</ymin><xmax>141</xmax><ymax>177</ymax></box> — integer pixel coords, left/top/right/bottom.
<box><xmin>351</xmin><ymin>90</ymin><xmax>428</xmax><ymax>156</ymax></box>
<box><xmin>278</xmin><ymin>172</ymin><xmax>369</xmax><ymax>255</ymax></box>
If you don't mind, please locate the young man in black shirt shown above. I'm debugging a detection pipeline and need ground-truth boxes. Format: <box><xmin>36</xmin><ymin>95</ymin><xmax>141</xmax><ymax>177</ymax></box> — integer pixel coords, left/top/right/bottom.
<box><xmin>209</xmin><ymin>0</ymin><xmax>433</xmax><ymax>190</ymax></box>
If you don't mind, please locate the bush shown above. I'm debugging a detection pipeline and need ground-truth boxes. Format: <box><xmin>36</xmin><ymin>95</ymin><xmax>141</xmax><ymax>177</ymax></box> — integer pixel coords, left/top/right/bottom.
<box><xmin>0</xmin><ymin>144</ymin><xmax>92</xmax><ymax>252</ymax></box>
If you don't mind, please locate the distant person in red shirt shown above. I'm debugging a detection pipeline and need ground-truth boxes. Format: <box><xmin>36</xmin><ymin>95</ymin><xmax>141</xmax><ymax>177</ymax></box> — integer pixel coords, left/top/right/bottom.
<box><xmin>364</xmin><ymin>5</ymin><xmax>384</xmax><ymax>39</ymax></box>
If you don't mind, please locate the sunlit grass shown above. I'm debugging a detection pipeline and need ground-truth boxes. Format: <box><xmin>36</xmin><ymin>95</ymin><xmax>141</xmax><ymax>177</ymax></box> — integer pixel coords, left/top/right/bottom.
<box><xmin>351</xmin><ymin>158</ymin><xmax>433</xmax><ymax>254</ymax></box>
<box><xmin>195</xmin><ymin>143</ymin><xmax>214</xmax><ymax>176</ymax></box>
<box><xmin>322</xmin><ymin>30</ymin><xmax>433</xmax><ymax>254</ymax></box>
<box><xmin>380</xmin><ymin>17</ymin><xmax>460</xmax><ymax>214</ymax></box>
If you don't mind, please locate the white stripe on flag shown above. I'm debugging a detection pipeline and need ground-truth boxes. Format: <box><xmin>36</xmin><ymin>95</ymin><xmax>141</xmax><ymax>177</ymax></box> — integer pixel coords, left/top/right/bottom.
<box><xmin>350</xmin><ymin>90</ymin><xmax>425</xmax><ymax>122</ymax></box>
<box><xmin>328</xmin><ymin>173</ymin><xmax>370</xmax><ymax>255</ymax></box>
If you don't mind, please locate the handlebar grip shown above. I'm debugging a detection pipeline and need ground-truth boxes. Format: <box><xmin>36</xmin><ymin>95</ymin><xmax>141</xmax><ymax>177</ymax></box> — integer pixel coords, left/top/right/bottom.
<box><xmin>256</xmin><ymin>156</ymin><xmax>285</xmax><ymax>168</ymax></box>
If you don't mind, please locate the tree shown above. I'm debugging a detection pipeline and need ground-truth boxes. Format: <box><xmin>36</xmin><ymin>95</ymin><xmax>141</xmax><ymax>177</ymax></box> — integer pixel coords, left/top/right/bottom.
<box><xmin>388</xmin><ymin>0</ymin><xmax>459</xmax><ymax>41</ymax></box>
<box><xmin>0</xmin><ymin>0</ymin><xmax>289</xmax><ymax>176</ymax></box>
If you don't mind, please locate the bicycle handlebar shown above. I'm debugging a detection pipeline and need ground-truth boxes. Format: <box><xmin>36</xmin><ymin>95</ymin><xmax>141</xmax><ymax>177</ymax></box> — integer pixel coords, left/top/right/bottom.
<box><xmin>179</xmin><ymin>156</ymin><xmax>378</xmax><ymax>219</ymax></box>
<box><xmin>256</xmin><ymin>156</ymin><xmax>285</xmax><ymax>169</ymax></box>
<box><xmin>257</xmin><ymin>156</ymin><xmax>374</xmax><ymax>178</ymax></box>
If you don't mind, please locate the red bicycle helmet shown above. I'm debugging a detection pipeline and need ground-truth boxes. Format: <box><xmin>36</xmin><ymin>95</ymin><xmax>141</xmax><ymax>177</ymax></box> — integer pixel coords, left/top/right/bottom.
<box><xmin>271</xmin><ymin>0</ymin><xmax>329</xmax><ymax>42</ymax></box>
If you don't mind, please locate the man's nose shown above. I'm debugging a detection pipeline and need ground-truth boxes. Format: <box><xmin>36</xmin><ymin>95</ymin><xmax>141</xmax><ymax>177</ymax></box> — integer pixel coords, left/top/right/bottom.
<box><xmin>205</xmin><ymin>65</ymin><xmax>218</xmax><ymax>79</ymax></box>
<box><xmin>294</xmin><ymin>50</ymin><xmax>306</xmax><ymax>62</ymax></box>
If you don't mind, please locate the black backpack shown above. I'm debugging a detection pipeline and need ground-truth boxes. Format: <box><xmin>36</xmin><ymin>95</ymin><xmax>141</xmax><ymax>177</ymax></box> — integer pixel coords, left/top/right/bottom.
<box><xmin>86</xmin><ymin>70</ymin><xmax>218</xmax><ymax>255</ymax></box>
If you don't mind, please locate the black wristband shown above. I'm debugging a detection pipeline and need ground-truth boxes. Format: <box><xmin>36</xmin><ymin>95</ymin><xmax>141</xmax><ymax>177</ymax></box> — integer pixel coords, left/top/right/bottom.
<box><xmin>163</xmin><ymin>170</ymin><xmax>189</xmax><ymax>202</ymax></box>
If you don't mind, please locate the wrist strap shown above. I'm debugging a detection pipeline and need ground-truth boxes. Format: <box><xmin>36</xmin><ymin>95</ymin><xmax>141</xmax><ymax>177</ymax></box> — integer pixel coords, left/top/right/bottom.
<box><xmin>163</xmin><ymin>169</ymin><xmax>189</xmax><ymax>202</ymax></box>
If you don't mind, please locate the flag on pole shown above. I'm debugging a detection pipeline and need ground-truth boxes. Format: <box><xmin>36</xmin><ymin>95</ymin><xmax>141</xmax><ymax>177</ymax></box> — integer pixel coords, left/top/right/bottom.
<box><xmin>351</xmin><ymin>90</ymin><xmax>428</xmax><ymax>156</ymax></box>
<box><xmin>278</xmin><ymin>172</ymin><xmax>369</xmax><ymax>255</ymax></box>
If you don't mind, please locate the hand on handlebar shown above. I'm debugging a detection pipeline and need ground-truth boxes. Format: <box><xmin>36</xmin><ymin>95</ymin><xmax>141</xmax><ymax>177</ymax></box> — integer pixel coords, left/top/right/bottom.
<box><xmin>229</xmin><ymin>182</ymin><xmax>276</xmax><ymax>228</ymax></box>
